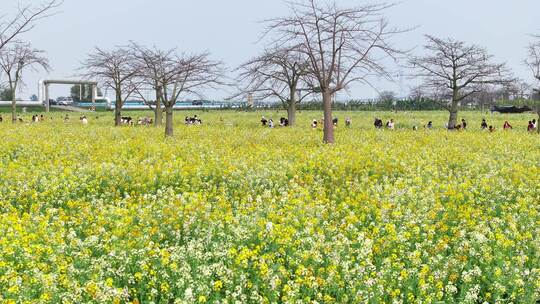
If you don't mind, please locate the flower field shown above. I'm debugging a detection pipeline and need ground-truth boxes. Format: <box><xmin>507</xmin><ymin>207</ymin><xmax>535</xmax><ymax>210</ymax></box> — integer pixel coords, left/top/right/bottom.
<box><xmin>0</xmin><ymin>111</ymin><xmax>539</xmax><ymax>303</ymax></box>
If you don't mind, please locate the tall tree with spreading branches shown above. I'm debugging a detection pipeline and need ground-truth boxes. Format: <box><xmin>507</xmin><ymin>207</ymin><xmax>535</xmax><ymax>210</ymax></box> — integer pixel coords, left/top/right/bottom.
<box><xmin>0</xmin><ymin>0</ymin><xmax>62</xmax><ymax>51</ymax></box>
<box><xmin>81</xmin><ymin>47</ymin><xmax>139</xmax><ymax>126</ymax></box>
<box><xmin>234</xmin><ymin>47</ymin><xmax>312</xmax><ymax>126</ymax></box>
<box><xmin>0</xmin><ymin>41</ymin><xmax>50</xmax><ymax>122</ymax></box>
<box><xmin>524</xmin><ymin>36</ymin><xmax>540</xmax><ymax>133</ymax></box>
<box><xmin>264</xmin><ymin>0</ymin><xmax>406</xmax><ymax>143</ymax></box>
<box><xmin>410</xmin><ymin>35</ymin><xmax>513</xmax><ymax>129</ymax></box>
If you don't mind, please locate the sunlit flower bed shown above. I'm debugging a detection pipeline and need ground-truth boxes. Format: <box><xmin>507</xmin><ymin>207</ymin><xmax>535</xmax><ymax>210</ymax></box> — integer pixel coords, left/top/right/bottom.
<box><xmin>0</xmin><ymin>111</ymin><xmax>538</xmax><ymax>303</ymax></box>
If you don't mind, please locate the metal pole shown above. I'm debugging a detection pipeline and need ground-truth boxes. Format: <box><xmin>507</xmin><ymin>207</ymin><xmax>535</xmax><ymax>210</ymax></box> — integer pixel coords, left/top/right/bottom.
<box><xmin>45</xmin><ymin>84</ymin><xmax>50</xmax><ymax>113</ymax></box>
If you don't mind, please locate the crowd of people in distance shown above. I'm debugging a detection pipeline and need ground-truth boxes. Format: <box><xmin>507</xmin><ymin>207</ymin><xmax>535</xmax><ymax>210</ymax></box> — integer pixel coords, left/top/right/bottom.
<box><xmin>373</xmin><ymin>118</ymin><xmax>395</xmax><ymax>130</ymax></box>
<box><xmin>118</xmin><ymin>116</ymin><xmax>154</xmax><ymax>126</ymax></box>
<box><xmin>256</xmin><ymin>115</ymin><xmax>540</xmax><ymax>132</ymax></box>
<box><xmin>137</xmin><ymin>116</ymin><xmax>153</xmax><ymax>126</ymax></box>
<box><xmin>31</xmin><ymin>114</ymin><xmax>46</xmax><ymax>122</ymax></box>
<box><xmin>261</xmin><ymin>116</ymin><xmax>290</xmax><ymax>128</ymax></box>
<box><xmin>185</xmin><ymin>115</ymin><xmax>203</xmax><ymax>125</ymax></box>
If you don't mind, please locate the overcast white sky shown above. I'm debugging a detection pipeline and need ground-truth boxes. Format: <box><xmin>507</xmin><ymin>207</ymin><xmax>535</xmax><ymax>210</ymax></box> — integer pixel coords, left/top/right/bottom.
<box><xmin>3</xmin><ymin>0</ymin><xmax>540</xmax><ymax>101</ymax></box>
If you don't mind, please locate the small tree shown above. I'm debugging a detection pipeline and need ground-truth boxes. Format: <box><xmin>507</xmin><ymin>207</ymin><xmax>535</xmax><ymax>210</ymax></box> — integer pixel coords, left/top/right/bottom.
<box><xmin>0</xmin><ymin>0</ymin><xmax>62</xmax><ymax>51</ymax></box>
<box><xmin>81</xmin><ymin>47</ymin><xmax>139</xmax><ymax>126</ymax></box>
<box><xmin>130</xmin><ymin>43</ymin><xmax>176</xmax><ymax>127</ymax></box>
<box><xmin>524</xmin><ymin>38</ymin><xmax>540</xmax><ymax>133</ymax></box>
<box><xmin>378</xmin><ymin>90</ymin><xmax>397</xmax><ymax>109</ymax></box>
<box><xmin>410</xmin><ymin>35</ymin><xmax>513</xmax><ymax>129</ymax></box>
<box><xmin>265</xmin><ymin>0</ymin><xmax>406</xmax><ymax>143</ymax></box>
<box><xmin>234</xmin><ymin>47</ymin><xmax>311</xmax><ymax>126</ymax></box>
<box><xmin>0</xmin><ymin>41</ymin><xmax>50</xmax><ymax>122</ymax></box>
<box><xmin>159</xmin><ymin>52</ymin><xmax>223</xmax><ymax>136</ymax></box>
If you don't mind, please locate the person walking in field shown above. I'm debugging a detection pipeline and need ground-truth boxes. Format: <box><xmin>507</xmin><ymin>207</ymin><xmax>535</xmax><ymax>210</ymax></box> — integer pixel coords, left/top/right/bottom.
<box><xmin>311</xmin><ymin>119</ymin><xmax>318</xmax><ymax>128</ymax></box>
<box><xmin>481</xmin><ymin>119</ymin><xmax>488</xmax><ymax>130</ymax></box>
<box><xmin>345</xmin><ymin>117</ymin><xmax>352</xmax><ymax>127</ymax></box>
<box><xmin>528</xmin><ymin>121</ymin><xmax>535</xmax><ymax>132</ymax></box>
<box><xmin>387</xmin><ymin>119</ymin><xmax>395</xmax><ymax>130</ymax></box>
<box><xmin>488</xmin><ymin>125</ymin><xmax>495</xmax><ymax>132</ymax></box>
<box><xmin>374</xmin><ymin>118</ymin><xmax>383</xmax><ymax>129</ymax></box>
<box><xmin>425</xmin><ymin>121</ymin><xmax>433</xmax><ymax>129</ymax></box>
<box><xmin>268</xmin><ymin>119</ymin><xmax>274</xmax><ymax>128</ymax></box>
<box><xmin>261</xmin><ymin>116</ymin><xmax>268</xmax><ymax>126</ymax></box>
<box><xmin>503</xmin><ymin>121</ymin><xmax>512</xmax><ymax>130</ymax></box>
<box><xmin>461</xmin><ymin>119</ymin><xmax>467</xmax><ymax>130</ymax></box>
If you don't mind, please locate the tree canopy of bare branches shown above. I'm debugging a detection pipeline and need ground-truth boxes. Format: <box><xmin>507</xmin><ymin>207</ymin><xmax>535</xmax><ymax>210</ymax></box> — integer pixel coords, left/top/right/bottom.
<box><xmin>234</xmin><ymin>47</ymin><xmax>311</xmax><ymax>126</ymax></box>
<box><xmin>158</xmin><ymin>52</ymin><xmax>223</xmax><ymax>136</ymax></box>
<box><xmin>525</xmin><ymin>39</ymin><xmax>540</xmax><ymax>93</ymax></box>
<box><xmin>410</xmin><ymin>35</ymin><xmax>513</xmax><ymax>129</ymax></box>
<box><xmin>130</xmin><ymin>43</ymin><xmax>223</xmax><ymax>136</ymax></box>
<box><xmin>0</xmin><ymin>0</ymin><xmax>62</xmax><ymax>51</ymax></box>
<box><xmin>524</xmin><ymin>36</ymin><xmax>540</xmax><ymax>133</ymax></box>
<box><xmin>81</xmin><ymin>47</ymin><xmax>139</xmax><ymax>126</ymax></box>
<box><xmin>264</xmin><ymin>0</ymin><xmax>406</xmax><ymax>142</ymax></box>
<box><xmin>0</xmin><ymin>41</ymin><xmax>50</xmax><ymax>122</ymax></box>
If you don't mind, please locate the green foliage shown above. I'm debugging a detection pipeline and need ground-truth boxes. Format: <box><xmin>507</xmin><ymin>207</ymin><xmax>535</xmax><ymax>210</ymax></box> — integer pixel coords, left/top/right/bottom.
<box><xmin>0</xmin><ymin>88</ymin><xmax>14</xmax><ymax>101</ymax></box>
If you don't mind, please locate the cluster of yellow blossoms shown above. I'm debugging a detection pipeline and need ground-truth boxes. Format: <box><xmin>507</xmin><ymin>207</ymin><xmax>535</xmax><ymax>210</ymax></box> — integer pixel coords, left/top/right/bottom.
<box><xmin>0</xmin><ymin>111</ymin><xmax>538</xmax><ymax>303</ymax></box>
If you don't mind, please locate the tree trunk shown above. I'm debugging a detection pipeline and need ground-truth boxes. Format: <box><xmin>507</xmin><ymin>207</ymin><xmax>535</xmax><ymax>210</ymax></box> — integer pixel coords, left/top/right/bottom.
<box><xmin>447</xmin><ymin>91</ymin><xmax>459</xmax><ymax>129</ymax></box>
<box><xmin>154</xmin><ymin>88</ymin><xmax>162</xmax><ymax>126</ymax></box>
<box><xmin>114</xmin><ymin>93</ymin><xmax>122</xmax><ymax>126</ymax></box>
<box><xmin>165</xmin><ymin>107</ymin><xmax>174</xmax><ymax>137</ymax></box>
<box><xmin>322</xmin><ymin>91</ymin><xmax>334</xmax><ymax>144</ymax></box>
<box><xmin>154</xmin><ymin>101</ymin><xmax>162</xmax><ymax>127</ymax></box>
<box><xmin>448</xmin><ymin>108</ymin><xmax>458</xmax><ymax>129</ymax></box>
<box><xmin>537</xmin><ymin>110</ymin><xmax>540</xmax><ymax>134</ymax></box>
<box><xmin>11</xmin><ymin>87</ymin><xmax>16</xmax><ymax>123</ymax></box>
<box><xmin>114</xmin><ymin>107</ymin><xmax>122</xmax><ymax>126</ymax></box>
<box><xmin>287</xmin><ymin>86</ymin><xmax>297</xmax><ymax>126</ymax></box>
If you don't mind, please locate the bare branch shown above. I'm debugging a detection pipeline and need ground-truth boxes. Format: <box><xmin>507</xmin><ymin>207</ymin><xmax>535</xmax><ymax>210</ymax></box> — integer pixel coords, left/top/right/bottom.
<box><xmin>410</xmin><ymin>35</ymin><xmax>513</xmax><ymax>109</ymax></box>
<box><xmin>0</xmin><ymin>0</ymin><xmax>63</xmax><ymax>51</ymax></box>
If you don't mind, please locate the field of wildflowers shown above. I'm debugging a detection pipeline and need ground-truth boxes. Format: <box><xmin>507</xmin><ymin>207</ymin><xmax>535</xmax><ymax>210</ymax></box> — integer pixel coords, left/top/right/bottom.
<box><xmin>0</xmin><ymin>111</ymin><xmax>538</xmax><ymax>303</ymax></box>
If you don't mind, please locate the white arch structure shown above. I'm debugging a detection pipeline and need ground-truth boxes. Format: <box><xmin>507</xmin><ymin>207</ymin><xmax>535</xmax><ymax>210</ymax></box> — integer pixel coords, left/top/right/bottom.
<box><xmin>39</xmin><ymin>79</ymin><xmax>100</xmax><ymax>112</ymax></box>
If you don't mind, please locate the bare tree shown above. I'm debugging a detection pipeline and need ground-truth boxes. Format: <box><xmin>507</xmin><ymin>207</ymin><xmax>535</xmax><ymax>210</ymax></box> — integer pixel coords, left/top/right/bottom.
<box><xmin>157</xmin><ymin>52</ymin><xmax>223</xmax><ymax>136</ymax></box>
<box><xmin>130</xmin><ymin>43</ymin><xmax>177</xmax><ymax>127</ymax></box>
<box><xmin>0</xmin><ymin>41</ymin><xmax>50</xmax><ymax>122</ymax></box>
<box><xmin>234</xmin><ymin>47</ymin><xmax>312</xmax><ymax>126</ymax></box>
<box><xmin>264</xmin><ymin>0</ymin><xmax>406</xmax><ymax>143</ymax></box>
<box><xmin>410</xmin><ymin>35</ymin><xmax>512</xmax><ymax>129</ymax></box>
<box><xmin>81</xmin><ymin>47</ymin><xmax>139</xmax><ymax>126</ymax></box>
<box><xmin>0</xmin><ymin>0</ymin><xmax>62</xmax><ymax>51</ymax></box>
<box><xmin>525</xmin><ymin>37</ymin><xmax>540</xmax><ymax>132</ymax></box>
